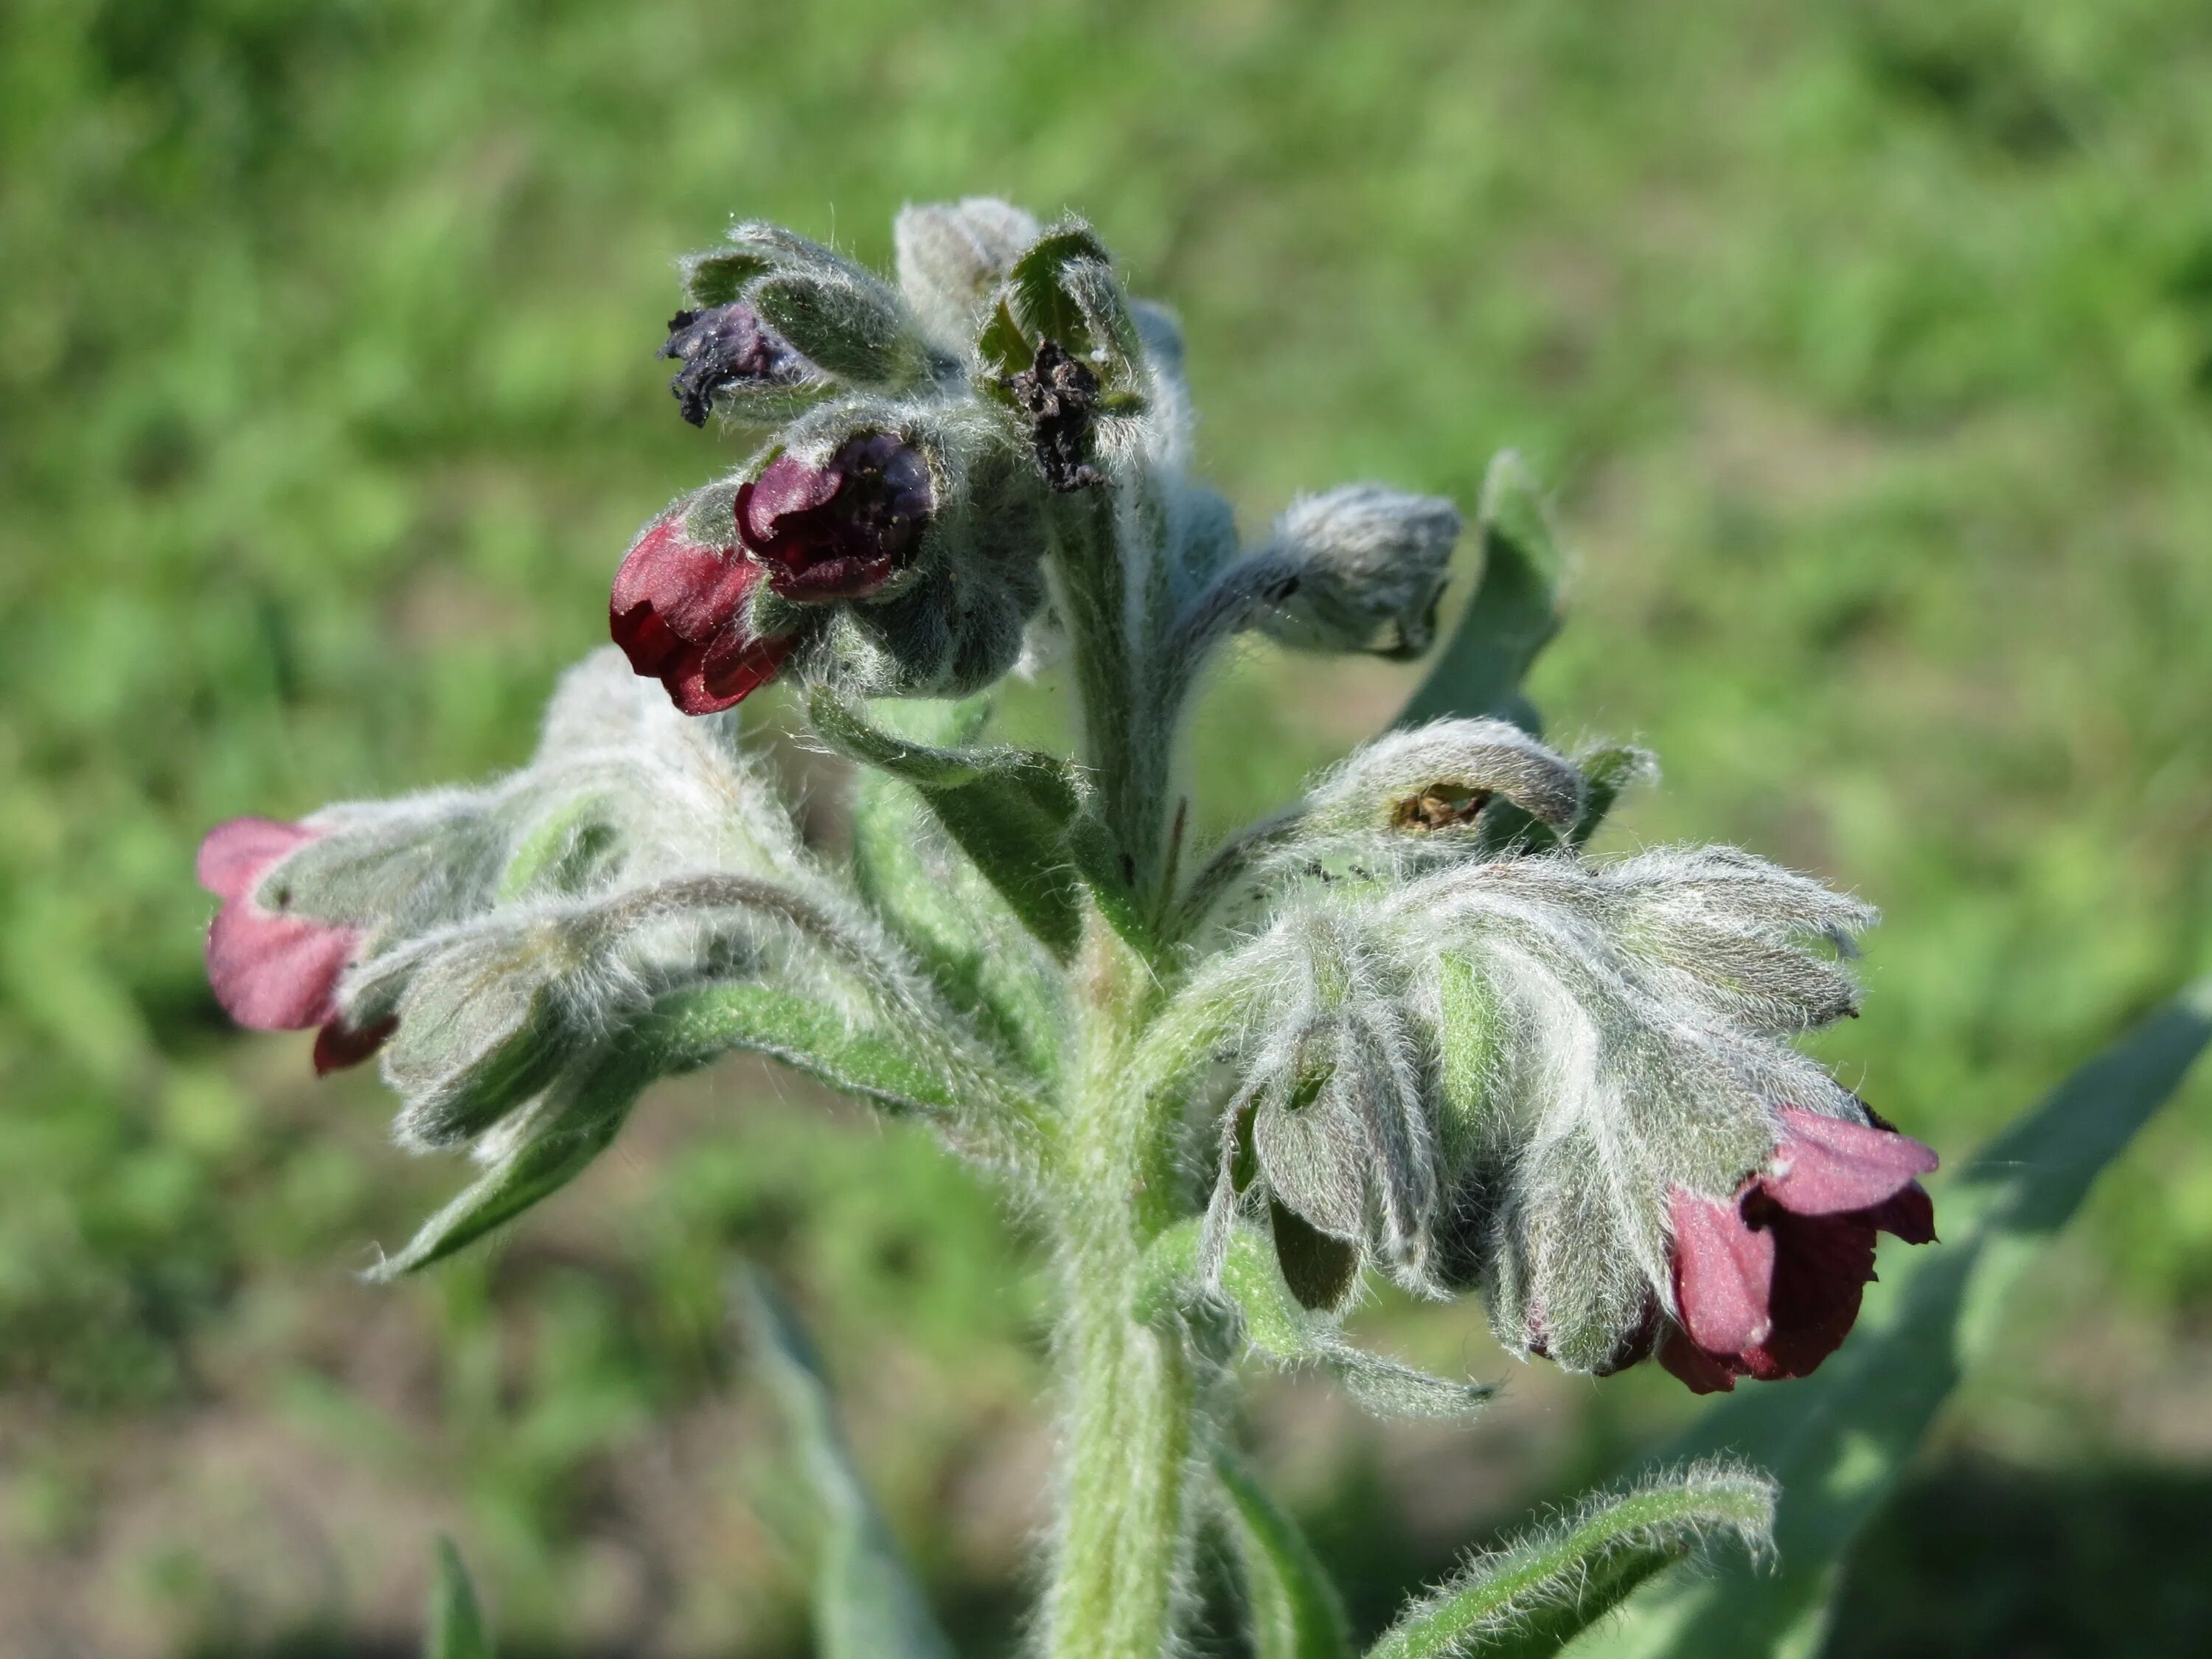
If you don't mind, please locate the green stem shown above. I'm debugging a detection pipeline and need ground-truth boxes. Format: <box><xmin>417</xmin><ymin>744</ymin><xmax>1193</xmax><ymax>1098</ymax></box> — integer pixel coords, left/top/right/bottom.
<box><xmin>1042</xmin><ymin>922</ymin><xmax>1201</xmax><ymax>1659</ymax></box>
<box><xmin>1049</xmin><ymin>487</ymin><xmax>1170</xmax><ymax>895</ymax></box>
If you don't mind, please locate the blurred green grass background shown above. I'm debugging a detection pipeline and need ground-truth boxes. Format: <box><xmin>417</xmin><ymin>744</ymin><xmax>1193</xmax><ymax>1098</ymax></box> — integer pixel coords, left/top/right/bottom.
<box><xmin>3</xmin><ymin>0</ymin><xmax>2210</xmax><ymax>1653</ymax></box>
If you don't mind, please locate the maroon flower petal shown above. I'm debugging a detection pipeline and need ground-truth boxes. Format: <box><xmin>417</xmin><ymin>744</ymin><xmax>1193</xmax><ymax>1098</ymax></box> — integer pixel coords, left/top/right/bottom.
<box><xmin>1668</xmin><ymin>1184</ymin><xmax>1775</xmax><ymax>1354</ymax></box>
<box><xmin>610</xmin><ymin>512</ymin><xmax>793</xmax><ymax>713</ymax></box>
<box><xmin>313</xmin><ymin>1014</ymin><xmax>397</xmax><ymax>1075</ymax></box>
<box><xmin>1762</xmin><ymin>1105</ymin><xmax>1939</xmax><ymax>1217</ymax></box>
<box><xmin>1658</xmin><ymin>1325</ymin><xmax>1745</xmax><ymax>1394</ymax></box>
<box><xmin>1860</xmin><ymin>1180</ymin><xmax>1938</xmax><ymax>1245</ymax></box>
<box><xmin>737</xmin><ymin>437</ymin><xmax>931</xmax><ymax>603</ymax></box>
<box><xmin>740</xmin><ymin>454</ymin><xmax>844</xmax><ymax>538</ymax></box>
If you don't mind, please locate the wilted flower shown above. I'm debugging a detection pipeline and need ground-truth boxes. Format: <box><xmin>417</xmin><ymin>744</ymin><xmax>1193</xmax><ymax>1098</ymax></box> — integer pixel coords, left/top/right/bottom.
<box><xmin>1659</xmin><ymin>1105</ymin><xmax>1937</xmax><ymax>1393</ymax></box>
<box><xmin>609</xmin><ymin>507</ymin><xmax>796</xmax><ymax>715</ymax></box>
<box><xmin>659</xmin><ymin>302</ymin><xmax>807</xmax><ymax>426</ymax></box>
<box><xmin>737</xmin><ymin>433</ymin><xmax>934</xmax><ymax>600</ymax></box>
<box><xmin>197</xmin><ymin>816</ymin><xmax>389</xmax><ymax>1073</ymax></box>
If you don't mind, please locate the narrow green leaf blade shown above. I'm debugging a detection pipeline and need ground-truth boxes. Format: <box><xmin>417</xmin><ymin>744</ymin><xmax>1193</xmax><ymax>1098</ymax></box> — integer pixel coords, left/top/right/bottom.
<box><xmin>734</xmin><ymin>1268</ymin><xmax>956</xmax><ymax>1659</ymax></box>
<box><xmin>1367</xmin><ymin>1464</ymin><xmax>1775</xmax><ymax>1659</ymax></box>
<box><xmin>1571</xmin><ymin>980</ymin><xmax>2212</xmax><ymax>1659</ymax></box>
<box><xmin>368</xmin><ymin>1051</ymin><xmax>644</xmax><ymax>1281</ymax></box>
<box><xmin>425</xmin><ymin>1537</ymin><xmax>494</xmax><ymax>1659</ymax></box>
<box><xmin>1217</xmin><ymin>1449</ymin><xmax>1353</xmax><ymax>1659</ymax></box>
<box><xmin>1397</xmin><ymin>451</ymin><xmax>1565</xmax><ymax>734</ymax></box>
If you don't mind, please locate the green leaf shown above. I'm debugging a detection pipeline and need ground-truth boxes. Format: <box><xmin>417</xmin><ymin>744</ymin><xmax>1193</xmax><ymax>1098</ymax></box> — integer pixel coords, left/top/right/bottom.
<box><xmin>1007</xmin><ymin>218</ymin><xmax>1116</xmax><ymax>352</ymax></box>
<box><xmin>1397</xmin><ymin>451</ymin><xmax>1565</xmax><ymax>734</ymax></box>
<box><xmin>849</xmin><ymin>699</ymin><xmax>1068</xmax><ymax>1082</ymax></box>
<box><xmin>734</xmin><ymin>1267</ymin><xmax>957</xmax><ymax>1659</ymax></box>
<box><xmin>425</xmin><ymin>1537</ymin><xmax>493</xmax><ymax>1659</ymax></box>
<box><xmin>1564</xmin><ymin>746</ymin><xmax>1657</xmax><ymax>848</ymax></box>
<box><xmin>1569</xmin><ymin>979</ymin><xmax>2212</xmax><ymax>1659</ymax></box>
<box><xmin>975</xmin><ymin>295</ymin><xmax>1032</xmax><ymax>380</ymax></box>
<box><xmin>655</xmin><ymin>981</ymin><xmax>970</xmax><ymax>1121</ymax></box>
<box><xmin>1368</xmin><ymin>1464</ymin><xmax>1775</xmax><ymax>1659</ymax></box>
<box><xmin>1142</xmin><ymin>1220</ymin><xmax>1495</xmax><ymax>1422</ymax></box>
<box><xmin>1217</xmin><ymin>1448</ymin><xmax>1353</xmax><ymax>1659</ymax></box>
<box><xmin>809</xmin><ymin>686</ymin><xmax>1150</xmax><ymax>960</ymax></box>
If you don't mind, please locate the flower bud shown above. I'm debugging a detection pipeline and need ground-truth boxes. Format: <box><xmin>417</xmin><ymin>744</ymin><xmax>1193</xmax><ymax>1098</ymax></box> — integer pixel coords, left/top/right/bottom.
<box><xmin>659</xmin><ymin>302</ymin><xmax>809</xmax><ymax>427</ymax></box>
<box><xmin>609</xmin><ymin>502</ymin><xmax>796</xmax><ymax>714</ymax></box>
<box><xmin>737</xmin><ymin>433</ymin><xmax>935</xmax><ymax>602</ymax></box>
<box><xmin>1658</xmin><ymin>1106</ymin><xmax>1937</xmax><ymax>1393</ymax></box>
<box><xmin>894</xmin><ymin>197</ymin><xmax>1040</xmax><ymax>346</ymax></box>
<box><xmin>1256</xmin><ymin>485</ymin><xmax>1461</xmax><ymax>659</ymax></box>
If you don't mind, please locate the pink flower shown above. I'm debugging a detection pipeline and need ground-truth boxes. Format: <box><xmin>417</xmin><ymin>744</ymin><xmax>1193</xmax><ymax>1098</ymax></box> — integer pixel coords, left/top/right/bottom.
<box><xmin>609</xmin><ymin>511</ymin><xmax>797</xmax><ymax>715</ymax></box>
<box><xmin>197</xmin><ymin>816</ymin><xmax>390</xmax><ymax>1074</ymax></box>
<box><xmin>1660</xmin><ymin>1105</ymin><xmax>1938</xmax><ymax>1394</ymax></box>
<box><xmin>736</xmin><ymin>434</ymin><xmax>933</xmax><ymax>602</ymax></box>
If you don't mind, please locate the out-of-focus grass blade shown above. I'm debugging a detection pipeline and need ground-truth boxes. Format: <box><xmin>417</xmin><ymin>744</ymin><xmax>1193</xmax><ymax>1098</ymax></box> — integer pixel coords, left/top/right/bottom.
<box><xmin>1395</xmin><ymin>451</ymin><xmax>1565</xmax><ymax>734</ymax></box>
<box><xmin>1570</xmin><ymin>978</ymin><xmax>2212</xmax><ymax>1659</ymax></box>
<box><xmin>425</xmin><ymin>1536</ymin><xmax>493</xmax><ymax>1659</ymax></box>
<box><xmin>733</xmin><ymin>1267</ymin><xmax>956</xmax><ymax>1659</ymax></box>
<box><xmin>1217</xmin><ymin>1447</ymin><xmax>1353</xmax><ymax>1659</ymax></box>
<box><xmin>1365</xmin><ymin>1463</ymin><xmax>1774</xmax><ymax>1659</ymax></box>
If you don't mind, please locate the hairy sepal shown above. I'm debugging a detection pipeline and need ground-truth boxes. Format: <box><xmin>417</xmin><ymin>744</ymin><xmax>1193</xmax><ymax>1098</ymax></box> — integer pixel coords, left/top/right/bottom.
<box><xmin>1144</xmin><ymin>1220</ymin><xmax>1494</xmax><ymax>1422</ymax></box>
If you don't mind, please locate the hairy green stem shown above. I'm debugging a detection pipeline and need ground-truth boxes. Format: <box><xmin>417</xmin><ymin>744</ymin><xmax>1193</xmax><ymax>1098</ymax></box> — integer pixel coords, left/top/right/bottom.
<box><xmin>1042</xmin><ymin>922</ymin><xmax>1200</xmax><ymax>1659</ymax></box>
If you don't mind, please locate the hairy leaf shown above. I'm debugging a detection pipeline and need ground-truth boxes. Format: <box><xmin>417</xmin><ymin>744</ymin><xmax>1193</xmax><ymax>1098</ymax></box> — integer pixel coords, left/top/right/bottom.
<box><xmin>425</xmin><ymin>1537</ymin><xmax>493</xmax><ymax>1659</ymax></box>
<box><xmin>734</xmin><ymin>1268</ymin><xmax>956</xmax><ymax>1659</ymax></box>
<box><xmin>1217</xmin><ymin>1448</ymin><xmax>1353</xmax><ymax>1659</ymax></box>
<box><xmin>1397</xmin><ymin>451</ymin><xmax>1565</xmax><ymax>734</ymax></box>
<box><xmin>849</xmin><ymin>700</ymin><xmax>1066</xmax><ymax>1083</ymax></box>
<box><xmin>1570</xmin><ymin>979</ymin><xmax>2212</xmax><ymax>1659</ymax></box>
<box><xmin>1368</xmin><ymin>1464</ymin><xmax>1775</xmax><ymax>1659</ymax></box>
<box><xmin>809</xmin><ymin>686</ymin><xmax>1148</xmax><ymax>959</ymax></box>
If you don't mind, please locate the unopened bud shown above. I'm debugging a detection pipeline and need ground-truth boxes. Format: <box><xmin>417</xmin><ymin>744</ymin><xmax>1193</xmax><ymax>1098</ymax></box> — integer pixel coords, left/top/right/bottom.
<box><xmin>894</xmin><ymin>197</ymin><xmax>1040</xmax><ymax>345</ymax></box>
<box><xmin>1257</xmin><ymin>486</ymin><xmax>1461</xmax><ymax>659</ymax></box>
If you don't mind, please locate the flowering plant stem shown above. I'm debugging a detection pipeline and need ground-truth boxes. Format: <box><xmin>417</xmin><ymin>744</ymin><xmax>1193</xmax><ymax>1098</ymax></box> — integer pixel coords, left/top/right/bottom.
<box><xmin>1040</xmin><ymin>487</ymin><xmax>1197</xmax><ymax>1657</ymax></box>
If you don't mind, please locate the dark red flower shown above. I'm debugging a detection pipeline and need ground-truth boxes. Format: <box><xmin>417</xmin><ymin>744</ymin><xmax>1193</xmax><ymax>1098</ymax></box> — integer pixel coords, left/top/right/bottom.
<box><xmin>609</xmin><ymin>510</ymin><xmax>797</xmax><ymax>714</ymax></box>
<box><xmin>659</xmin><ymin>302</ymin><xmax>805</xmax><ymax>427</ymax></box>
<box><xmin>198</xmin><ymin>816</ymin><xmax>391</xmax><ymax>1074</ymax></box>
<box><xmin>736</xmin><ymin>434</ymin><xmax>933</xmax><ymax>602</ymax></box>
<box><xmin>1660</xmin><ymin>1105</ymin><xmax>1938</xmax><ymax>1394</ymax></box>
